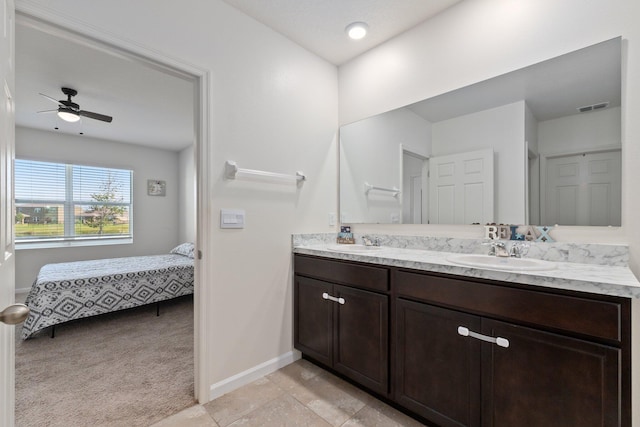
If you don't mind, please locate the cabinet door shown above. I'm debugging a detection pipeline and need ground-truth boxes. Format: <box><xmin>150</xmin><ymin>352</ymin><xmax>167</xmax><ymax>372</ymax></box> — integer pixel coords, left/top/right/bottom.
<box><xmin>481</xmin><ymin>319</ymin><xmax>620</xmax><ymax>427</ymax></box>
<box><xmin>334</xmin><ymin>284</ymin><xmax>389</xmax><ymax>395</ymax></box>
<box><xmin>294</xmin><ymin>276</ymin><xmax>333</xmax><ymax>366</ymax></box>
<box><xmin>395</xmin><ymin>299</ymin><xmax>481</xmax><ymax>427</ymax></box>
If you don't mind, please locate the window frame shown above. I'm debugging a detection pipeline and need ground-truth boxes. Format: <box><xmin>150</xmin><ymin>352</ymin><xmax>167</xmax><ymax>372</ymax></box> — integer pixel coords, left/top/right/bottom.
<box><xmin>14</xmin><ymin>159</ymin><xmax>134</xmax><ymax>249</ymax></box>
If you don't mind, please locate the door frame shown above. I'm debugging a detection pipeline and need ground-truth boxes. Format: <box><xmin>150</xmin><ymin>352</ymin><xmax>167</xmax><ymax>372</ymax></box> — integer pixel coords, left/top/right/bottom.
<box><xmin>399</xmin><ymin>144</ymin><xmax>429</xmax><ymax>224</ymax></box>
<box><xmin>527</xmin><ymin>145</ymin><xmax>540</xmax><ymax>226</ymax></box>
<box><xmin>0</xmin><ymin>0</ymin><xmax>16</xmax><ymax>423</ymax></box>
<box><xmin>13</xmin><ymin>5</ymin><xmax>212</xmax><ymax>403</ymax></box>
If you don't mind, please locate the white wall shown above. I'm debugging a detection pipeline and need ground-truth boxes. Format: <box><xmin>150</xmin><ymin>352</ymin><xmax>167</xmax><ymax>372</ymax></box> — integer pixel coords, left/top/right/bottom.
<box><xmin>15</xmin><ymin>126</ymin><xmax>180</xmax><ymax>289</ymax></box>
<box><xmin>525</xmin><ymin>104</ymin><xmax>539</xmax><ymax>156</ymax></box>
<box><xmin>15</xmin><ymin>0</ymin><xmax>339</xmax><ymax>400</ymax></box>
<box><xmin>340</xmin><ymin>107</ymin><xmax>430</xmax><ymax>223</ymax></box>
<box><xmin>338</xmin><ymin>0</ymin><xmax>635</xmax><ymax>248</ymax></box>
<box><xmin>525</xmin><ymin>103</ymin><xmax>539</xmax><ymax>225</ymax></box>
<box><xmin>538</xmin><ymin>106</ymin><xmax>621</xmax><ymax>155</ymax></box>
<box><xmin>178</xmin><ymin>145</ymin><xmax>196</xmax><ymax>244</ymax></box>
<box><xmin>432</xmin><ymin>101</ymin><xmax>526</xmax><ymax>224</ymax></box>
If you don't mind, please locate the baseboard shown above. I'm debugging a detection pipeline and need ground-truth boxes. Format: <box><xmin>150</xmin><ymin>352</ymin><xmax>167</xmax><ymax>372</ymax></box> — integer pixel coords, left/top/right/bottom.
<box><xmin>209</xmin><ymin>350</ymin><xmax>301</xmax><ymax>401</ymax></box>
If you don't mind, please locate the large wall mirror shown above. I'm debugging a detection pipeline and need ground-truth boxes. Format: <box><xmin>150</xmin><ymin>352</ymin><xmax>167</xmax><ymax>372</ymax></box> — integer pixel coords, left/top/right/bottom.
<box><xmin>339</xmin><ymin>37</ymin><xmax>621</xmax><ymax>226</ymax></box>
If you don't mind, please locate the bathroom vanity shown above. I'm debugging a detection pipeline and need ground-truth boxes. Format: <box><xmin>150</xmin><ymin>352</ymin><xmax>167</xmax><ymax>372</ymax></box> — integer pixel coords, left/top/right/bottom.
<box><xmin>293</xmin><ymin>240</ymin><xmax>638</xmax><ymax>427</ymax></box>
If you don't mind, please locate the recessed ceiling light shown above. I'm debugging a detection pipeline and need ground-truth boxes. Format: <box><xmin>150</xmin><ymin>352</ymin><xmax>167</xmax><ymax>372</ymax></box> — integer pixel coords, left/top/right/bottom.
<box><xmin>345</xmin><ymin>22</ymin><xmax>368</xmax><ymax>40</ymax></box>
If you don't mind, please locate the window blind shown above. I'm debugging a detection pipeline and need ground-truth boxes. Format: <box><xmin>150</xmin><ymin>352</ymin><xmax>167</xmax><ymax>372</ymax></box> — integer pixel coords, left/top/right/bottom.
<box><xmin>73</xmin><ymin>165</ymin><xmax>131</xmax><ymax>204</ymax></box>
<box><xmin>14</xmin><ymin>160</ymin><xmax>66</xmax><ymax>202</ymax></box>
<box><xmin>15</xmin><ymin>159</ymin><xmax>133</xmax><ymax>244</ymax></box>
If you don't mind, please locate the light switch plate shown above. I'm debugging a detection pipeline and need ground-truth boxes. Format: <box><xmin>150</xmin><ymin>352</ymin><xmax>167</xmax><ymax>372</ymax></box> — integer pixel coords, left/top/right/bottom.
<box><xmin>220</xmin><ymin>209</ymin><xmax>245</xmax><ymax>229</ymax></box>
<box><xmin>328</xmin><ymin>212</ymin><xmax>336</xmax><ymax>226</ymax></box>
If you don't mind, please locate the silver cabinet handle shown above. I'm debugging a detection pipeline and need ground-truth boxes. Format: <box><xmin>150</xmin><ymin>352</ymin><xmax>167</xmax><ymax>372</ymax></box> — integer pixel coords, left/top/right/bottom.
<box><xmin>322</xmin><ymin>292</ymin><xmax>345</xmax><ymax>305</ymax></box>
<box><xmin>457</xmin><ymin>326</ymin><xmax>509</xmax><ymax>348</ymax></box>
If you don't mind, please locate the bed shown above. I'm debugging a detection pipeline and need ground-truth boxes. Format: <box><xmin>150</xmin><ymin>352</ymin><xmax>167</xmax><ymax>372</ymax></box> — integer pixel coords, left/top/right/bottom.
<box><xmin>21</xmin><ymin>242</ymin><xmax>195</xmax><ymax>340</ymax></box>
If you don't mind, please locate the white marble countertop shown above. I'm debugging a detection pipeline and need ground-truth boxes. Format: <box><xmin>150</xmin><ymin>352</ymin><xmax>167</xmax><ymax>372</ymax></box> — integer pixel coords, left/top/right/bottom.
<box><xmin>293</xmin><ymin>244</ymin><xmax>640</xmax><ymax>299</ymax></box>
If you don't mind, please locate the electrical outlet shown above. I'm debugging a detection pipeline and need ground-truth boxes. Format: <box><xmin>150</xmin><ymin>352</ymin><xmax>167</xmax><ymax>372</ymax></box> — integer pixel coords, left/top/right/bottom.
<box><xmin>328</xmin><ymin>213</ymin><xmax>336</xmax><ymax>226</ymax></box>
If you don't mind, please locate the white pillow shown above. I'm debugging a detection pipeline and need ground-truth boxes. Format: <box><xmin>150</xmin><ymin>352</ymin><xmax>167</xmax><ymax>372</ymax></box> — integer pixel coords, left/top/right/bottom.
<box><xmin>170</xmin><ymin>242</ymin><xmax>195</xmax><ymax>258</ymax></box>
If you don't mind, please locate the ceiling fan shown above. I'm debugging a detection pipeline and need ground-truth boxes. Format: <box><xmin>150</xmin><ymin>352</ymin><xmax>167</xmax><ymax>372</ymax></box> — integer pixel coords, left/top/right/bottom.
<box><xmin>39</xmin><ymin>87</ymin><xmax>113</xmax><ymax>123</ymax></box>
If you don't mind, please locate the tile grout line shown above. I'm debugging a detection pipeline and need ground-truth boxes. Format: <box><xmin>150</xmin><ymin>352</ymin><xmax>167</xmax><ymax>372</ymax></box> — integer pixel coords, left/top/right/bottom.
<box><xmin>277</xmin><ymin>371</ymin><xmax>343</xmax><ymax>426</ymax></box>
<box><xmin>201</xmin><ymin>361</ymin><xmax>386</xmax><ymax>427</ymax></box>
<box><xmin>217</xmin><ymin>377</ymin><xmax>289</xmax><ymax>427</ymax></box>
<box><xmin>339</xmin><ymin>403</ymin><xmax>371</xmax><ymax>427</ymax></box>
<box><xmin>200</xmin><ymin>406</ymin><xmax>220</xmax><ymax>427</ymax></box>
<box><xmin>281</xmin><ymin>370</ymin><xmax>371</xmax><ymax>427</ymax></box>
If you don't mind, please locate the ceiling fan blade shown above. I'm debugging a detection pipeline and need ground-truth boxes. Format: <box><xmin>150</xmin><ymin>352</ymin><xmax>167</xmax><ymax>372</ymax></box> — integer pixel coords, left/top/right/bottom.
<box><xmin>79</xmin><ymin>110</ymin><xmax>113</xmax><ymax>123</ymax></box>
<box><xmin>39</xmin><ymin>93</ymin><xmax>62</xmax><ymax>106</ymax></box>
<box><xmin>37</xmin><ymin>109</ymin><xmax>57</xmax><ymax>114</ymax></box>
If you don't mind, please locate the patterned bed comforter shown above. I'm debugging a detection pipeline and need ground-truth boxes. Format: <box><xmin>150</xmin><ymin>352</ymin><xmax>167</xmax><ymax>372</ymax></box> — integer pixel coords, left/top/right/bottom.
<box><xmin>21</xmin><ymin>254</ymin><xmax>194</xmax><ymax>339</ymax></box>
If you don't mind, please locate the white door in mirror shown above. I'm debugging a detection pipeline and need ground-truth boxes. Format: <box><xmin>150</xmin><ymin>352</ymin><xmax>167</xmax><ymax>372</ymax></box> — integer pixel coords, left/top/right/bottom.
<box><xmin>429</xmin><ymin>148</ymin><xmax>494</xmax><ymax>225</ymax></box>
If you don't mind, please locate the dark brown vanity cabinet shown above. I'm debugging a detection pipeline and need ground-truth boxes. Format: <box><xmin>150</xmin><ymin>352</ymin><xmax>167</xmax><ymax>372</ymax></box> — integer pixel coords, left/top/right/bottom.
<box><xmin>395</xmin><ymin>269</ymin><xmax>629</xmax><ymax>427</ymax></box>
<box><xmin>480</xmin><ymin>319</ymin><xmax>620</xmax><ymax>427</ymax></box>
<box><xmin>395</xmin><ymin>299</ymin><xmax>482</xmax><ymax>426</ymax></box>
<box><xmin>293</xmin><ymin>254</ymin><xmax>630</xmax><ymax>427</ymax></box>
<box><xmin>294</xmin><ymin>255</ymin><xmax>390</xmax><ymax>395</ymax></box>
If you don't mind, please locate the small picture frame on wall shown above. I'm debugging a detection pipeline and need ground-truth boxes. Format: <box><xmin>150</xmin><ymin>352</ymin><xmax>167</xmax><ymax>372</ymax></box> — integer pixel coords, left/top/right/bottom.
<box><xmin>147</xmin><ymin>180</ymin><xmax>166</xmax><ymax>196</ymax></box>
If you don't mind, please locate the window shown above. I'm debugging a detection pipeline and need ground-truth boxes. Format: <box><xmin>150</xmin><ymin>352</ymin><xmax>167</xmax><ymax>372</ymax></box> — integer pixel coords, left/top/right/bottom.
<box><xmin>15</xmin><ymin>159</ymin><xmax>133</xmax><ymax>246</ymax></box>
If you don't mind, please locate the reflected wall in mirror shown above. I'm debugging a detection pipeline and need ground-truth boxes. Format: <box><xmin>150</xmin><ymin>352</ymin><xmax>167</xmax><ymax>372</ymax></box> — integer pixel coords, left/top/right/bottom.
<box><xmin>339</xmin><ymin>37</ymin><xmax>621</xmax><ymax>226</ymax></box>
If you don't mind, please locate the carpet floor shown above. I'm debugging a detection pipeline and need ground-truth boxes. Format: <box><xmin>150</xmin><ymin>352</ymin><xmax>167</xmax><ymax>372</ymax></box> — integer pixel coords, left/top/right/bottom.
<box><xmin>15</xmin><ymin>295</ymin><xmax>196</xmax><ymax>427</ymax></box>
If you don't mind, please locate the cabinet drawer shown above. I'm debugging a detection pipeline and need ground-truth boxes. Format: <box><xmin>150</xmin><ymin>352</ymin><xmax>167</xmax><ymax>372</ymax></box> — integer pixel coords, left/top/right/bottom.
<box><xmin>295</xmin><ymin>255</ymin><xmax>389</xmax><ymax>292</ymax></box>
<box><xmin>396</xmin><ymin>270</ymin><xmax>624</xmax><ymax>343</ymax></box>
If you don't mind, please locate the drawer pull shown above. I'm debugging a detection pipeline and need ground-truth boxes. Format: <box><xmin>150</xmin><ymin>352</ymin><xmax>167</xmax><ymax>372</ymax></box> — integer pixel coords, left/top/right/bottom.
<box><xmin>457</xmin><ymin>326</ymin><xmax>509</xmax><ymax>348</ymax></box>
<box><xmin>322</xmin><ymin>292</ymin><xmax>345</xmax><ymax>305</ymax></box>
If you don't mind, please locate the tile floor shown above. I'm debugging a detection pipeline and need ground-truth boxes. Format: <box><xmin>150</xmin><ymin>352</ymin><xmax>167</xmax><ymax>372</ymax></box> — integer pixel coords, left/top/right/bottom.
<box><xmin>151</xmin><ymin>359</ymin><xmax>425</xmax><ymax>427</ymax></box>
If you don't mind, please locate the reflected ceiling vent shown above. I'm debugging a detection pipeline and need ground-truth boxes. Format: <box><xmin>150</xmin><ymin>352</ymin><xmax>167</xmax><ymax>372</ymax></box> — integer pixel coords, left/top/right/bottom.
<box><xmin>577</xmin><ymin>101</ymin><xmax>609</xmax><ymax>113</ymax></box>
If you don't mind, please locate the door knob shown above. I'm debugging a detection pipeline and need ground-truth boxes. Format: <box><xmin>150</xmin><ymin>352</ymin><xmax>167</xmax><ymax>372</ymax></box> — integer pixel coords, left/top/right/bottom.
<box><xmin>0</xmin><ymin>303</ymin><xmax>29</xmax><ymax>325</ymax></box>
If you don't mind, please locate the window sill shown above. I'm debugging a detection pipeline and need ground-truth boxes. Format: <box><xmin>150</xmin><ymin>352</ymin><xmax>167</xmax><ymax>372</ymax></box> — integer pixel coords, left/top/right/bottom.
<box><xmin>16</xmin><ymin>237</ymin><xmax>133</xmax><ymax>251</ymax></box>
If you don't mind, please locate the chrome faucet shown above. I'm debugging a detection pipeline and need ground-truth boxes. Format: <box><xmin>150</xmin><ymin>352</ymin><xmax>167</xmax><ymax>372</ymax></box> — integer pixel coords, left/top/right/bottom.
<box><xmin>508</xmin><ymin>242</ymin><xmax>529</xmax><ymax>258</ymax></box>
<box><xmin>362</xmin><ymin>236</ymin><xmax>380</xmax><ymax>246</ymax></box>
<box><xmin>486</xmin><ymin>241</ymin><xmax>509</xmax><ymax>257</ymax></box>
<box><xmin>484</xmin><ymin>241</ymin><xmax>529</xmax><ymax>257</ymax></box>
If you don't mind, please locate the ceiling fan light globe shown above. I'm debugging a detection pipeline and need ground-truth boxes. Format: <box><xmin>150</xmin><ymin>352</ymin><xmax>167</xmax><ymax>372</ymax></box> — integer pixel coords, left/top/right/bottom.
<box><xmin>58</xmin><ymin>109</ymin><xmax>80</xmax><ymax>123</ymax></box>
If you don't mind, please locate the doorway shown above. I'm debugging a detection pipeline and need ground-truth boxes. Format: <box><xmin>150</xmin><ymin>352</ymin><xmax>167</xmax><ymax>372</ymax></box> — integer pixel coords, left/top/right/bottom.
<box><xmin>401</xmin><ymin>149</ymin><xmax>428</xmax><ymax>224</ymax></box>
<box><xmin>11</xmin><ymin>10</ymin><xmax>208</xmax><ymax>423</ymax></box>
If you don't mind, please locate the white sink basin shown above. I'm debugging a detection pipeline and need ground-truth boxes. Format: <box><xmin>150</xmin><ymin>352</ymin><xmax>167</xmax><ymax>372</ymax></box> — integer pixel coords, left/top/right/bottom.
<box><xmin>448</xmin><ymin>254</ymin><xmax>556</xmax><ymax>272</ymax></box>
<box><xmin>326</xmin><ymin>244</ymin><xmax>384</xmax><ymax>254</ymax></box>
